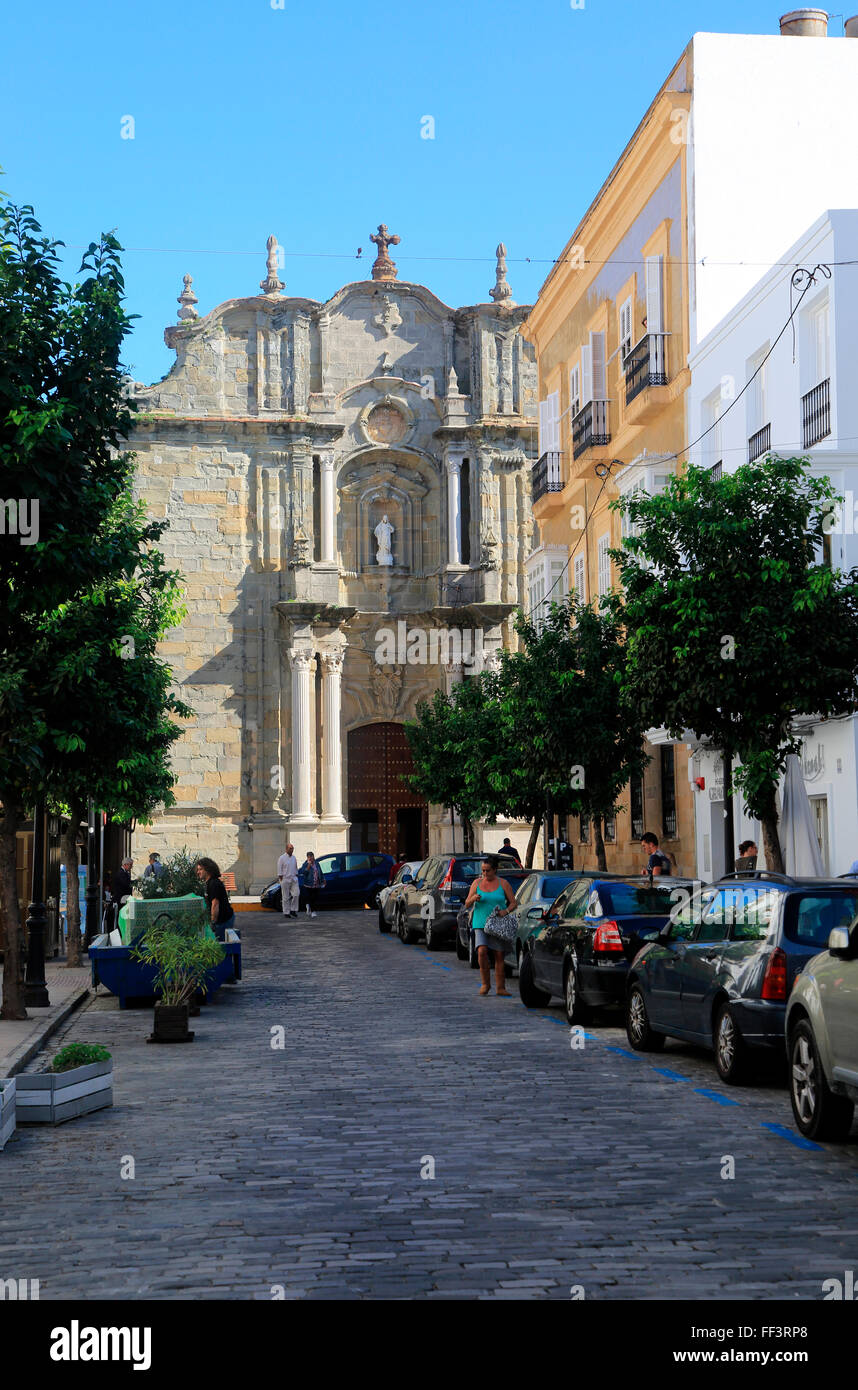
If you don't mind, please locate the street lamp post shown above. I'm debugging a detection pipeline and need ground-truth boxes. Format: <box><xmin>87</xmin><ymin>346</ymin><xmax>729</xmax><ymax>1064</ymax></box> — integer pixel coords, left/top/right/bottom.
<box><xmin>24</xmin><ymin>797</ymin><xmax>50</xmax><ymax>1007</ymax></box>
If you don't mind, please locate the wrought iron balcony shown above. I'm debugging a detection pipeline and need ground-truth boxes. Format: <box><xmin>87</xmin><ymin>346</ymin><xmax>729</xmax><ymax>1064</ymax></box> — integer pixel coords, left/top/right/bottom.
<box><xmin>532</xmin><ymin>450</ymin><xmax>565</xmax><ymax>504</ymax></box>
<box><xmin>709</xmin><ymin>460</ymin><xmax>723</xmax><ymax>480</ymax></box>
<box><xmin>748</xmin><ymin>423</ymin><xmax>771</xmax><ymax>463</ymax></box>
<box><xmin>623</xmin><ymin>333</ymin><xmax>668</xmax><ymax>405</ymax></box>
<box><xmin>571</xmin><ymin>400</ymin><xmax>610</xmax><ymax>460</ymax></box>
<box><xmin>802</xmin><ymin>378</ymin><xmax>831</xmax><ymax>449</ymax></box>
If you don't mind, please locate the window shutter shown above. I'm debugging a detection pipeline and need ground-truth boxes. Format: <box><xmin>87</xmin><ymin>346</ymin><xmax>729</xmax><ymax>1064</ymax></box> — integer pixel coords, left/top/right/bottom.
<box><xmin>645</xmin><ymin>256</ymin><xmax>664</xmax><ymax>335</ymax></box>
<box><xmin>591</xmin><ymin>331</ymin><xmax>606</xmax><ymax>401</ymax></box>
<box><xmin>580</xmin><ymin>344</ymin><xmax>593</xmax><ymax>406</ymax></box>
<box><xmin>569</xmin><ymin>366</ymin><xmax>580</xmax><ymax>419</ymax></box>
<box><xmin>620</xmin><ymin>298</ymin><xmax>633</xmax><ymax>358</ymax></box>
<box><xmin>548</xmin><ymin>390</ymin><xmax>560</xmax><ymax>450</ymax></box>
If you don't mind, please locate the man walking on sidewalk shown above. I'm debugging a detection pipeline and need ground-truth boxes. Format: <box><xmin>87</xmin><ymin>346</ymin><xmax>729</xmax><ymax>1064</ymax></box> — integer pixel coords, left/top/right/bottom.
<box><xmin>277</xmin><ymin>842</ymin><xmax>299</xmax><ymax>918</ymax></box>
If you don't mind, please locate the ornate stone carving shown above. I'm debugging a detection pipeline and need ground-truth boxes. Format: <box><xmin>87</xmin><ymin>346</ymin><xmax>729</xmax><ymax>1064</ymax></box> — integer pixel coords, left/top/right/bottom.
<box><xmin>319</xmin><ymin>649</ymin><xmax>345</xmax><ymax>677</ymax></box>
<box><xmin>288</xmin><ymin>523</ymin><xmax>312</xmax><ymax>569</ymax></box>
<box><xmin>370</xmin><ymin>664</ymin><xmax>404</xmax><ymax>716</ymax></box>
<box><xmin>177</xmin><ymin>273</ymin><xmax>198</xmax><ymax>322</ymax></box>
<box><xmin>490</xmin><ymin>243</ymin><xmax>515</xmax><ymax>305</ymax></box>
<box><xmin>288</xmin><ymin>648</ymin><xmax>314</xmax><ymax>672</ymax></box>
<box><xmin>374</xmin><ymin>514</ymin><xmax>395</xmax><ymax>566</ymax></box>
<box><xmin>260</xmin><ymin>235</ymin><xmax>285</xmax><ymax>295</ymax></box>
<box><xmin>480</xmin><ymin>525</ymin><xmax>499</xmax><ymax>570</ymax></box>
<box><xmin>365</xmin><ymin>402</ymin><xmax>407</xmax><ymax>444</ymax></box>
<box><xmin>372</xmin><ymin>294</ymin><xmax>403</xmax><ymax>336</ymax></box>
<box><xmin>370</xmin><ymin>224</ymin><xmax>401</xmax><ymax>281</ymax></box>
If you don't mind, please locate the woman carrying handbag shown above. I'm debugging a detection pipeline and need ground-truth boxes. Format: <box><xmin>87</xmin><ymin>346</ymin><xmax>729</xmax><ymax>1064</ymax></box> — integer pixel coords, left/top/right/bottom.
<box><xmin>464</xmin><ymin>854</ymin><xmax>519</xmax><ymax>997</ymax></box>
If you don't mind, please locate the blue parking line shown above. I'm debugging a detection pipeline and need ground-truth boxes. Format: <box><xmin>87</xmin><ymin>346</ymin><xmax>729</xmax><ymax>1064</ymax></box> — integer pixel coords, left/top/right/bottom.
<box><xmin>606</xmin><ymin>1046</ymin><xmax>641</xmax><ymax>1060</ymax></box>
<box><xmin>652</xmin><ymin>1067</ymin><xmax>691</xmax><ymax>1082</ymax></box>
<box><xmin>761</xmin><ymin>1122</ymin><xmax>823</xmax><ymax>1152</ymax></box>
<box><xmin>693</xmin><ymin>1088</ymin><xmax>741</xmax><ymax>1107</ymax></box>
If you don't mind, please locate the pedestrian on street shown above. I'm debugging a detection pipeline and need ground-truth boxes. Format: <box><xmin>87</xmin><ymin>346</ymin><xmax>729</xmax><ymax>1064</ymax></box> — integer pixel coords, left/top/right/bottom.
<box><xmin>113</xmin><ymin>858</ymin><xmax>134</xmax><ymax>904</ymax></box>
<box><xmin>640</xmin><ymin>834</ymin><xmax>674</xmax><ymax>877</ymax></box>
<box><xmin>142</xmin><ymin>852</ymin><xmax>166</xmax><ymax>881</ymax></box>
<box><xmin>735</xmin><ymin>840</ymin><xmax>759</xmax><ymax>873</ymax></box>
<box><xmin>277</xmin><ymin>841</ymin><xmax>300</xmax><ymax>917</ymax></box>
<box><xmin>500</xmin><ymin>837</ymin><xmax>522</xmax><ymax>864</ymax></box>
<box><xmin>195</xmin><ymin>857</ymin><xmax>236</xmax><ymax>939</ymax></box>
<box><xmin>300</xmin><ymin>851</ymin><xmax>325</xmax><ymax>917</ymax></box>
<box><xmin>464</xmin><ymin>854</ymin><xmax>517</xmax><ymax>997</ymax></box>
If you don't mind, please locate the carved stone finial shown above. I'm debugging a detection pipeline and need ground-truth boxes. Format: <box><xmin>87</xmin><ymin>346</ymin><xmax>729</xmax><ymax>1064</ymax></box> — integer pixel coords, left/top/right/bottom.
<box><xmin>490</xmin><ymin>242</ymin><xmax>515</xmax><ymax>305</ymax></box>
<box><xmin>260</xmin><ymin>235</ymin><xmax>285</xmax><ymax>295</ymax></box>
<box><xmin>177</xmin><ymin>273</ymin><xmax>199</xmax><ymax>321</ymax></box>
<box><xmin>370</xmin><ymin>224</ymin><xmax>401</xmax><ymax>281</ymax></box>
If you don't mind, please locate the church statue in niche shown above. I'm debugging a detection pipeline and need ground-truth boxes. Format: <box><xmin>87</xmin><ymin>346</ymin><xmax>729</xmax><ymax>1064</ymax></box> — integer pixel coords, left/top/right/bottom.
<box><xmin>374</xmin><ymin>513</ymin><xmax>395</xmax><ymax>566</ymax></box>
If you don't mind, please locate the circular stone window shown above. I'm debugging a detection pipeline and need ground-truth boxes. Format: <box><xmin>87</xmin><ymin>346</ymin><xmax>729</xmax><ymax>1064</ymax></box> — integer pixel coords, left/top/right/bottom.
<box><xmin>365</xmin><ymin>403</ymin><xmax>408</xmax><ymax>444</ymax></box>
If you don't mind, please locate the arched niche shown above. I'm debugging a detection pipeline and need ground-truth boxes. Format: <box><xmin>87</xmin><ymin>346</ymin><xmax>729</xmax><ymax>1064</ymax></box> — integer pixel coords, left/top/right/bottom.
<box><xmin>338</xmin><ymin>449</ymin><xmax>437</xmax><ymax>576</ymax></box>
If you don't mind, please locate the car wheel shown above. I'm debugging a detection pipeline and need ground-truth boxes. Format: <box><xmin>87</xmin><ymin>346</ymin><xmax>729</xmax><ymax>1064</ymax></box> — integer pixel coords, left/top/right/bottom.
<box><xmin>455</xmin><ymin>930</ymin><xmax>469</xmax><ymax>961</ymax></box>
<box><xmin>468</xmin><ymin>932</ymin><xmax>480</xmax><ymax>969</ymax></box>
<box><xmin>518</xmin><ymin>951</ymin><xmax>550</xmax><ymax>1008</ymax></box>
<box><xmin>789</xmin><ymin>1019</ymin><xmax>855</xmax><ymax>1141</ymax></box>
<box><xmin>626</xmin><ymin>983</ymin><xmax>665</xmax><ymax>1052</ymax></box>
<box><xmin>426</xmin><ymin>920</ymin><xmax>442</xmax><ymax>950</ymax></box>
<box><xmin>713</xmin><ymin>1002</ymin><xmax>749</xmax><ymax>1085</ymax></box>
<box><xmin>378</xmin><ymin>906</ymin><xmax>391</xmax><ymax>934</ymax></box>
<box><xmin>563</xmin><ymin>961</ymin><xmax>592</xmax><ymax>1026</ymax></box>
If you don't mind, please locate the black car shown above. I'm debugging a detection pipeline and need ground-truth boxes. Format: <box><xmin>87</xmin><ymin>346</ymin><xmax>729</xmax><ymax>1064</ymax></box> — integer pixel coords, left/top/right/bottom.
<box><xmin>625</xmin><ymin>871</ymin><xmax>858</xmax><ymax>1083</ymax></box>
<box><xmin>453</xmin><ymin>865</ymin><xmax>535</xmax><ymax>965</ymax></box>
<box><xmin>395</xmin><ymin>854</ymin><xmax>524</xmax><ymax>950</ymax></box>
<box><xmin>519</xmin><ymin>875</ymin><xmax>699</xmax><ymax>1023</ymax></box>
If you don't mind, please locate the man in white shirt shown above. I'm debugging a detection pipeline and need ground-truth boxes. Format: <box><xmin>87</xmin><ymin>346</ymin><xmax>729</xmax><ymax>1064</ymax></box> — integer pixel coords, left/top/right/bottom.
<box><xmin>277</xmin><ymin>842</ymin><xmax>299</xmax><ymax>917</ymax></box>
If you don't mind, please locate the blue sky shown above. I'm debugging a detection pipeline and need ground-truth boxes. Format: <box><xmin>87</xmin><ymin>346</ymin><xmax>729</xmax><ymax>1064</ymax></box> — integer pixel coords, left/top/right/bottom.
<box><xmin>1</xmin><ymin>0</ymin><xmax>835</xmax><ymax>385</ymax></box>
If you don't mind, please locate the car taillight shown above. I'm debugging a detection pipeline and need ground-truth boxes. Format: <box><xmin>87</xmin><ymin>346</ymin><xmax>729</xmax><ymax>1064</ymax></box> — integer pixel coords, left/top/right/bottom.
<box><xmin>593</xmin><ymin>920</ymin><xmax>624</xmax><ymax>953</ymax></box>
<box><xmin>762</xmin><ymin>947</ymin><xmax>788</xmax><ymax>1001</ymax></box>
<box><xmin>438</xmin><ymin>859</ymin><xmax>454</xmax><ymax>891</ymax></box>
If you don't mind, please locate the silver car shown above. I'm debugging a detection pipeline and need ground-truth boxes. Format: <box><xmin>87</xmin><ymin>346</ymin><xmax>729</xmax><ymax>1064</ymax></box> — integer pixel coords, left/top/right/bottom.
<box><xmin>786</xmin><ymin>912</ymin><xmax>858</xmax><ymax>1140</ymax></box>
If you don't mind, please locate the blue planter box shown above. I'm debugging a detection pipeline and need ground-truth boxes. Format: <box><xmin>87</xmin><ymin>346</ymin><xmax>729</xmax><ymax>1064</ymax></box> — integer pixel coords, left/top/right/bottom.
<box><xmin>88</xmin><ymin>940</ymin><xmax>241</xmax><ymax>1009</ymax></box>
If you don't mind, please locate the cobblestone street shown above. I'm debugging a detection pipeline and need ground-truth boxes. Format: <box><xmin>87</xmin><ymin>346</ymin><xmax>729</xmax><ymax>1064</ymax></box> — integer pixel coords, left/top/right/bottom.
<box><xmin>1</xmin><ymin>910</ymin><xmax>857</xmax><ymax>1301</ymax></box>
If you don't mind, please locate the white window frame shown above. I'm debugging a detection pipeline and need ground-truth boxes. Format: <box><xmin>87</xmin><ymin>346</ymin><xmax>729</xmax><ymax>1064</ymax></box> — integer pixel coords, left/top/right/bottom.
<box><xmin>746</xmin><ymin>347</ymin><xmax>768</xmax><ymax>439</ymax></box>
<box><xmin>597</xmin><ymin>532</ymin><xmax>611</xmax><ymax>597</ymax></box>
<box><xmin>619</xmin><ymin>297</ymin><xmax>633</xmax><ymax>361</ymax></box>
<box><xmin>569</xmin><ymin>364</ymin><xmax>580</xmax><ymax>422</ymax></box>
<box><xmin>573</xmin><ymin>552</ymin><xmax>586</xmax><ymax>603</ymax></box>
<box><xmin>702</xmin><ymin>389</ymin><xmax>723</xmax><ymax>471</ymax></box>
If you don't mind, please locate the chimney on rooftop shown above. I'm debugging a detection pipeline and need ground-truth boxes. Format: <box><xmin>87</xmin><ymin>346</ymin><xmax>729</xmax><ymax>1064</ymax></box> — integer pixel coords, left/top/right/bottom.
<box><xmin>779</xmin><ymin>9</ymin><xmax>829</xmax><ymax>36</ymax></box>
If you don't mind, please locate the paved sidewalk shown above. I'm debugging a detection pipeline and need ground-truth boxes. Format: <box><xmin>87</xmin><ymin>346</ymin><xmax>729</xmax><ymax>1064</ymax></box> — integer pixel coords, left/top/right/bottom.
<box><xmin>0</xmin><ymin>959</ymin><xmax>91</xmax><ymax>1078</ymax></box>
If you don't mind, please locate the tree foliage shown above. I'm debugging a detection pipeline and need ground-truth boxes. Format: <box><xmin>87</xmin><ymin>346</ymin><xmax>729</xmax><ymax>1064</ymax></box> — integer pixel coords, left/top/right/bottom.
<box><xmin>608</xmin><ymin>458</ymin><xmax>858</xmax><ymax>872</ymax></box>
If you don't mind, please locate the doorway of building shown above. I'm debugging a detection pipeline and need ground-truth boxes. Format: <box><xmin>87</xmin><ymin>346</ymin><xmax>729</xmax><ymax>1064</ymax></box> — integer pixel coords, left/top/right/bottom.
<box><xmin>347</xmin><ymin>723</ymin><xmax>428</xmax><ymax>859</ymax></box>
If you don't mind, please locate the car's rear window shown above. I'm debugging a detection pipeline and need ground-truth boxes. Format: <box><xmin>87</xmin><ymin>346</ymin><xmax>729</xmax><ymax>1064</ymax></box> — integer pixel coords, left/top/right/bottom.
<box><xmin>599</xmin><ymin>883</ymin><xmax>678</xmax><ymax>916</ymax></box>
<box><xmin>784</xmin><ymin>892</ymin><xmax>858</xmax><ymax>949</ymax></box>
<box><xmin>541</xmin><ymin>875</ymin><xmax>575</xmax><ymax>900</ymax></box>
<box><xmin>453</xmin><ymin>858</ymin><xmax>520</xmax><ymax>880</ymax></box>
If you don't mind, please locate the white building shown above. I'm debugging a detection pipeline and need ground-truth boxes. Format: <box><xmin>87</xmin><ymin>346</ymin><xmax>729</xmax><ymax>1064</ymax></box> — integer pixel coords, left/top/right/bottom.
<box><xmin>687</xmin><ymin>208</ymin><xmax>858</xmax><ymax>878</ymax></box>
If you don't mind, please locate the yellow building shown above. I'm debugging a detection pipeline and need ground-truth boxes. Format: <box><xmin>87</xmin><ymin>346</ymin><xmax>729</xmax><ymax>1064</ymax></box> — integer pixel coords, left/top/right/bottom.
<box><xmin>521</xmin><ymin>57</ymin><xmax>694</xmax><ymax>875</ymax></box>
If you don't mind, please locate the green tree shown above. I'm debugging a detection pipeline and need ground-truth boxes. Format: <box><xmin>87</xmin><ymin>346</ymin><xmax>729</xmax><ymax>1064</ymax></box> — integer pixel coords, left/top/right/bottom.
<box><xmin>609</xmin><ymin>458</ymin><xmax>858</xmax><ymax>873</ymax></box>
<box><xmin>41</xmin><ymin>491</ymin><xmax>191</xmax><ymax>964</ymax></box>
<box><xmin>0</xmin><ymin>202</ymin><xmax>148</xmax><ymax>1016</ymax></box>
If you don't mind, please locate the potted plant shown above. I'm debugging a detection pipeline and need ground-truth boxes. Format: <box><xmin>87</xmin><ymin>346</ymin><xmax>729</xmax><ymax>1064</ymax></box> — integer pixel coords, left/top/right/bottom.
<box><xmin>132</xmin><ymin>924</ymin><xmax>225</xmax><ymax>1043</ymax></box>
<box><xmin>12</xmin><ymin>1044</ymin><xmax>113</xmax><ymax>1125</ymax></box>
<box><xmin>0</xmin><ymin>1077</ymin><xmax>15</xmax><ymax>1149</ymax></box>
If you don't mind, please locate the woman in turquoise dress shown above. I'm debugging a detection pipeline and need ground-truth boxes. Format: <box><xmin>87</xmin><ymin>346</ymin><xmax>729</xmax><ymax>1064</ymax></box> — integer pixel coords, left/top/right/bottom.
<box><xmin>464</xmin><ymin>854</ymin><xmax>518</xmax><ymax>996</ymax></box>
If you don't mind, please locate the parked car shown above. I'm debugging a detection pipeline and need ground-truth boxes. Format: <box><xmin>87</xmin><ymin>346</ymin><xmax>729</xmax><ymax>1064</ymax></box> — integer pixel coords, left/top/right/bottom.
<box><xmin>394</xmin><ymin>854</ymin><xmax>525</xmax><ymax>951</ymax></box>
<box><xmin>378</xmin><ymin>861</ymin><xmax>423</xmax><ymax>933</ymax></box>
<box><xmin>786</xmin><ymin>908</ymin><xmax>858</xmax><ymax>1140</ymax></box>
<box><xmin>520</xmin><ymin>875</ymin><xmax>700</xmax><ymax>1023</ymax></box>
<box><xmin>626</xmin><ymin>872</ymin><xmax>858</xmax><ymax>1085</ymax></box>
<box><xmin>503</xmin><ymin>871</ymin><xmax>625</xmax><ymax>972</ymax></box>
<box><xmin>260</xmin><ymin>851</ymin><xmax>394</xmax><ymax>912</ymax></box>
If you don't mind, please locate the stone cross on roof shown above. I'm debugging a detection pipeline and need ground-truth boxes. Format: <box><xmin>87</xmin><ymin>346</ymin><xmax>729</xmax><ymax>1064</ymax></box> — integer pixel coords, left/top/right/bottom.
<box><xmin>260</xmin><ymin>235</ymin><xmax>285</xmax><ymax>295</ymax></box>
<box><xmin>370</xmin><ymin>224</ymin><xmax>401</xmax><ymax>281</ymax></box>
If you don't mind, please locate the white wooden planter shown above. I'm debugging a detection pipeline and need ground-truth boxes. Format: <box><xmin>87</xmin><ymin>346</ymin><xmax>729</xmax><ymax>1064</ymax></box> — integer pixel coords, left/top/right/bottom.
<box><xmin>14</xmin><ymin>1061</ymin><xmax>113</xmax><ymax>1125</ymax></box>
<box><xmin>0</xmin><ymin>1078</ymin><xmax>15</xmax><ymax>1150</ymax></box>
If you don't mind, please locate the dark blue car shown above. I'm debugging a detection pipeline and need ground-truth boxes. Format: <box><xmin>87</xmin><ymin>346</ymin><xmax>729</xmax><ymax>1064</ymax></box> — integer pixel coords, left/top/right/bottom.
<box><xmin>260</xmin><ymin>851</ymin><xmax>395</xmax><ymax>911</ymax></box>
<box><xmin>625</xmin><ymin>872</ymin><xmax>858</xmax><ymax>1084</ymax></box>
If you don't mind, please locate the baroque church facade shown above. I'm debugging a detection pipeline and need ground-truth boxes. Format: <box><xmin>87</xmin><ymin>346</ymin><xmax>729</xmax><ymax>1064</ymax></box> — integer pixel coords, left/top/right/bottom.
<box><xmin>129</xmin><ymin>229</ymin><xmax>538</xmax><ymax>890</ymax></box>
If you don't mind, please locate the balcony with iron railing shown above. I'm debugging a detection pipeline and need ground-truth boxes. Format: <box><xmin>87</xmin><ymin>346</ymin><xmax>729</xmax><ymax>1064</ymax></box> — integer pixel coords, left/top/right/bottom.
<box><xmin>748</xmin><ymin>423</ymin><xmax>771</xmax><ymax>463</ymax></box>
<box><xmin>623</xmin><ymin>333</ymin><xmax>669</xmax><ymax>405</ymax></box>
<box><xmin>709</xmin><ymin>460</ymin><xmax>723</xmax><ymax>481</ymax></box>
<box><xmin>571</xmin><ymin>399</ymin><xmax>610</xmax><ymax>460</ymax></box>
<box><xmin>532</xmin><ymin>450</ymin><xmax>566</xmax><ymax>505</ymax></box>
<box><xmin>802</xmin><ymin>378</ymin><xmax>831</xmax><ymax>449</ymax></box>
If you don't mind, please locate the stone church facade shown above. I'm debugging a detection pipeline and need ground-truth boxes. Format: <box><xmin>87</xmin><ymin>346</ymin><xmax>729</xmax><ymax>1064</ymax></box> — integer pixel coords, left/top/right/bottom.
<box><xmin>129</xmin><ymin>229</ymin><xmax>538</xmax><ymax>890</ymax></box>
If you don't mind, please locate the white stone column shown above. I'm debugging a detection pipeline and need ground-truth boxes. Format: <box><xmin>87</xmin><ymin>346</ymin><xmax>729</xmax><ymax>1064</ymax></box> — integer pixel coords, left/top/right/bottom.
<box><xmin>319</xmin><ymin>452</ymin><xmax>336</xmax><ymax>564</ymax></box>
<box><xmin>289</xmin><ymin>647</ymin><xmax>315</xmax><ymax>819</ymax></box>
<box><xmin>446</xmin><ymin>455</ymin><xmax>463</xmax><ymax>567</ymax></box>
<box><xmin>320</xmin><ymin>649</ymin><xmax>345</xmax><ymax>822</ymax></box>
